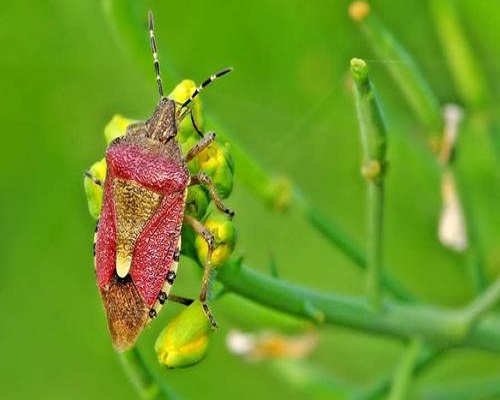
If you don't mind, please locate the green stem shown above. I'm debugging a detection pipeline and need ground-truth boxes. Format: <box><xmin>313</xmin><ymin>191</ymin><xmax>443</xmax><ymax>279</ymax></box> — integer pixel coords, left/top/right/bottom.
<box><xmin>214</xmin><ymin>116</ymin><xmax>416</xmax><ymax>304</ymax></box>
<box><xmin>462</xmin><ymin>276</ymin><xmax>500</xmax><ymax>329</ymax></box>
<box><xmin>294</xmin><ymin>192</ymin><xmax>415</xmax><ymax>303</ymax></box>
<box><xmin>350</xmin><ymin>2</ymin><xmax>443</xmax><ymax>137</ymax></box>
<box><xmin>270</xmin><ymin>359</ymin><xmax>357</xmax><ymax>398</ymax></box>
<box><xmin>421</xmin><ymin>375</ymin><xmax>500</xmax><ymax>400</ymax></box>
<box><xmin>118</xmin><ymin>347</ymin><xmax>179</xmax><ymax>400</ymax></box>
<box><xmin>430</xmin><ymin>0</ymin><xmax>488</xmax><ymax>110</ymax></box>
<box><xmin>351</xmin><ymin>58</ymin><xmax>387</xmax><ymax>310</ymax></box>
<box><xmin>451</xmin><ymin>166</ymin><xmax>489</xmax><ymax>292</ymax></box>
<box><xmin>356</xmin><ymin>346</ymin><xmax>440</xmax><ymax>400</ymax></box>
<box><xmin>217</xmin><ymin>260</ymin><xmax>500</xmax><ymax>352</ymax></box>
<box><xmin>387</xmin><ymin>338</ymin><xmax>424</xmax><ymax>400</ymax></box>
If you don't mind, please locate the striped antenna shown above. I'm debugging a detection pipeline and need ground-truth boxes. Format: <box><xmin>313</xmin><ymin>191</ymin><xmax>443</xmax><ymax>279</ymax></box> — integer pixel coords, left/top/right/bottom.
<box><xmin>148</xmin><ymin>11</ymin><xmax>164</xmax><ymax>98</ymax></box>
<box><xmin>181</xmin><ymin>67</ymin><xmax>233</xmax><ymax>108</ymax></box>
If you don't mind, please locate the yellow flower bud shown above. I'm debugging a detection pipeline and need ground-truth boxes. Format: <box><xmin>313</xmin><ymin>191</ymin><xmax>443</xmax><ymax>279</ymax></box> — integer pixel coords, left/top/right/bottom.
<box><xmin>84</xmin><ymin>158</ymin><xmax>106</xmax><ymax>219</ymax></box>
<box><xmin>104</xmin><ymin>115</ymin><xmax>137</xmax><ymax>144</ymax></box>
<box><xmin>155</xmin><ymin>300</ymin><xmax>211</xmax><ymax>368</ymax></box>
<box><xmin>198</xmin><ymin>142</ymin><xmax>234</xmax><ymax>198</ymax></box>
<box><xmin>349</xmin><ymin>1</ymin><xmax>370</xmax><ymax>22</ymax></box>
<box><xmin>195</xmin><ymin>214</ymin><xmax>237</xmax><ymax>268</ymax></box>
<box><xmin>169</xmin><ymin>80</ymin><xmax>203</xmax><ymax>142</ymax></box>
<box><xmin>185</xmin><ymin>186</ymin><xmax>209</xmax><ymax>220</ymax></box>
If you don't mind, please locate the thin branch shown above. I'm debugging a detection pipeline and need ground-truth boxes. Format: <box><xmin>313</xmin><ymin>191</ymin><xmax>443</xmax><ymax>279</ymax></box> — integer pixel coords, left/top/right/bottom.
<box><xmin>438</xmin><ymin>105</ymin><xmax>489</xmax><ymax>292</ymax></box>
<box><xmin>118</xmin><ymin>347</ymin><xmax>179</xmax><ymax>400</ymax></box>
<box><xmin>349</xmin><ymin>1</ymin><xmax>443</xmax><ymax>137</ymax></box>
<box><xmin>355</xmin><ymin>346</ymin><xmax>441</xmax><ymax>400</ymax></box>
<box><xmin>351</xmin><ymin>58</ymin><xmax>387</xmax><ymax>310</ymax></box>
<box><xmin>217</xmin><ymin>260</ymin><xmax>500</xmax><ymax>352</ymax></box>
<box><xmin>420</xmin><ymin>375</ymin><xmax>500</xmax><ymax>400</ymax></box>
<box><xmin>429</xmin><ymin>0</ymin><xmax>488</xmax><ymax>110</ymax></box>
<box><xmin>461</xmin><ymin>276</ymin><xmax>500</xmax><ymax>329</ymax></box>
<box><xmin>387</xmin><ymin>338</ymin><xmax>424</xmax><ymax>400</ymax></box>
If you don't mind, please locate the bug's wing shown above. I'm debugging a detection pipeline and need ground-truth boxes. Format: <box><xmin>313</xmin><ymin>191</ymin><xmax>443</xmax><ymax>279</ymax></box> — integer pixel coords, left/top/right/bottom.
<box><xmin>95</xmin><ymin>176</ymin><xmax>118</xmax><ymax>289</ymax></box>
<box><xmin>131</xmin><ymin>189</ymin><xmax>187</xmax><ymax>309</ymax></box>
<box><xmin>95</xmin><ymin>176</ymin><xmax>150</xmax><ymax>351</ymax></box>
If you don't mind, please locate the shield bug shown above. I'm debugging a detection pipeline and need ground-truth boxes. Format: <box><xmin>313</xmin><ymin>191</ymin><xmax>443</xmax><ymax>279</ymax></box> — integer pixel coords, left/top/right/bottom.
<box><xmin>86</xmin><ymin>11</ymin><xmax>234</xmax><ymax>351</ymax></box>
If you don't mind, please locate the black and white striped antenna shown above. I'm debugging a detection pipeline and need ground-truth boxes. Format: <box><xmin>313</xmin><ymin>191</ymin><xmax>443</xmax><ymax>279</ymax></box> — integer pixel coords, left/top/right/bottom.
<box><xmin>148</xmin><ymin>11</ymin><xmax>164</xmax><ymax>98</ymax></box>
<box><xmin>181</xmin><ymin>67</ymin><xmax>233</xmax><ymax>108</ymax></box>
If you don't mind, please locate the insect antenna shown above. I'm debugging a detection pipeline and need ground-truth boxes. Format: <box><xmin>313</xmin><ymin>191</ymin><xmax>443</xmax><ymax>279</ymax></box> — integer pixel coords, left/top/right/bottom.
<box><xmin>148</xmin><ymin>10</ymin><xmax>164</xmax><ymax>98</ymax></box>
<box><xmin>181</xmin><ymin>67</ymin><xmax>233</xmax><ymax>109</ymax></box>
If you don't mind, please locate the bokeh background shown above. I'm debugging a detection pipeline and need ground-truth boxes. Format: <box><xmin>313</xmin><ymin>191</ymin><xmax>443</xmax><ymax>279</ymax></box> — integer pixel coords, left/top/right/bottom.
<box><xmin>2</xmin><ymin>0</ymin><xmax>500</xmax><ymax>399</ymax></box>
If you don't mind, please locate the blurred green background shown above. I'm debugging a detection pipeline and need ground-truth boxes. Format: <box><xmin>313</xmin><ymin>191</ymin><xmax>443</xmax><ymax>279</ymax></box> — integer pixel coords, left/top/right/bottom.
<box><xmin>2</xmin><ymin>0</ymin><xmax>500</xmax><ymax>399</ymax></box>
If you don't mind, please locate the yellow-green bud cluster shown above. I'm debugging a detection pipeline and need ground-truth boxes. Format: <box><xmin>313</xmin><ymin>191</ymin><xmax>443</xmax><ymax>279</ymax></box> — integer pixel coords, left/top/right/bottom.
<box><xmin>195</xmin><ymin>214</ymin><xmax>237</xmax><ymax>268</ymax></box>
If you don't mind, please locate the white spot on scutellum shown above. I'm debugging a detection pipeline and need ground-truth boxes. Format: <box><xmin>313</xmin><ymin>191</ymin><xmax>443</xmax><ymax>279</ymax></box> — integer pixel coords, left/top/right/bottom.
<box><xmin>439</xmin><ymin>172</ymin><xmax>468</xmax><ymax>252</ymax></box>
<box><xmin>116</xmin><ymin>253</ymin><xmax>132</xmax><ymax>278</ymax></box>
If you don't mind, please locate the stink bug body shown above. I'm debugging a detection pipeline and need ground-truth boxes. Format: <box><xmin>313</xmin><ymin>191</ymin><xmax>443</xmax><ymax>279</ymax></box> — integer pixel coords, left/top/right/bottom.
<box><xmin>88</xmin><ymin>11</ymin><xmax>234</xmax><ymax>351</ymax></box>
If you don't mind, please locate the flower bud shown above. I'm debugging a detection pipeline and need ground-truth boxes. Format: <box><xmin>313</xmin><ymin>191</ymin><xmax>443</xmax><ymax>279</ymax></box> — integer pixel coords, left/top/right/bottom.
<box><xmin>195</xmin><ymin>214</ymin><xmax>237</xmax><ymax>268</ymax></box>
<box><xmin>439</xmin><ymin>172</ymin><xmax>467</xmax><ymax>251</ymax></box>
<box><xmin>185</xmin><ymin>186</ymin><xmax>210</xmax><ymax>220</ymax></box>
<box><xmin>198</xmin><ymin>142</ymin><xmax>234</xmax><ymax>199</ymax></box>
<box><xmin>84</xmin><ymin>158</ymin><xmax>107</xmax><ymax>219</ymax></box>
<box><xmin>155</xmin><ymin>300</ymin><xmax>211</xmax><ymax>368</ymax></box>
<box><xmin>169</xmin><ymin>80</ymin><xmax>203</xmax><ymax>143</ymax></box>
<box><xmin>349</xmin><ymin>1</ymin><xmax>370</xmax><ymax>22</ymax></box>
<box><xmin>104</xmin><ymin>115</ymin><xmax>137</xmax><ymax>144</ymax></box>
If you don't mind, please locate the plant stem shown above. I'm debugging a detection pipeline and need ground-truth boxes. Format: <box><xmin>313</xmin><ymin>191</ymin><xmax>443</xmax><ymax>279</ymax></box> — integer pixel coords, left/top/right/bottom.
<box><xmin>462</xmin><ymin>276</ymin><xmax>500</xmax><ymax>329</ymax></box>
<box><xmin>349</xmin><ymin>1</ymin><xmax>443</xmax><ymax>137</ymax></box>
<box><xmin>439</xmin><ymin>105</ymin><xmax>489</xmax><ymax>292</ymax></box>
<box><xmin>420</xmin><ymin>375</ymin><xmax>500</xmax><ymax>400</ymax></box>
<box><xmin>451</xmin><ymin>166</ymin><xmax>489</xmax><ymax>293</ymax></box>
<box><xmin>214</xmin><ymin>120</ymin><xmax>416</xmax><ymax>304</ymax></box>
<box><xmin>355</xmin><ymin>346</ymin><xmax>440</xmax><ymax>400</ymax></box>
<box><xmin>118</xmin><ymin>347</ymin><xmax>179</xmax><ymax>400</ymax></box>
<box><xmin>217</xmin><ymin>260</ymin><xmax>500</xmax><ymax>352</ymax></box>
<box><xmin>429</xmin><ymin>0</ymin><xmax>488</xmax><ymax>110</ymax></box>
<box><xmin>351</xmin><ymin>58</ymin><xmax>387</xmax><ymax>310</ymax></box>
<box><xmin>270</xmin><ymin>359</ymin><xmax>357</xmax><ymax>398</ymax></box>
<box><xmin>387</xmin><ymin>338</ymin><xmax>424</xmax><ymax>400</ymax></box>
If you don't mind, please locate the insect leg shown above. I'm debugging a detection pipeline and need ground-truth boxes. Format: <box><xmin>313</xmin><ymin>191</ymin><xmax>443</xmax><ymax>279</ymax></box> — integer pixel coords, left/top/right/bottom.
<box><xmin>169</xmin><ymin>294</ymin><xmax>194</xmax><ymax>306</ymax></box>
<box><xmin>190</xmin><ymin>110</ymin><xmax>204</xmax><ymax>138</ymax></box>
<box><xmin>84</xmin><ymin>171</ymin><xmax>103</xmax><ymax>187</ymax></box>
<box><xmin>190</xmin><ymin>173</ymin><xmax>235</xmax><ymax>218</ymax></box>
<box><xmin>183</xmin><ymin>214</ymin><xmax>218</xmax><ymax>328</ymax></box>
<box><xmin>185</xmin><ymin>132</ymin><xmax>216</xmax><ymax>162</ymax></box>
